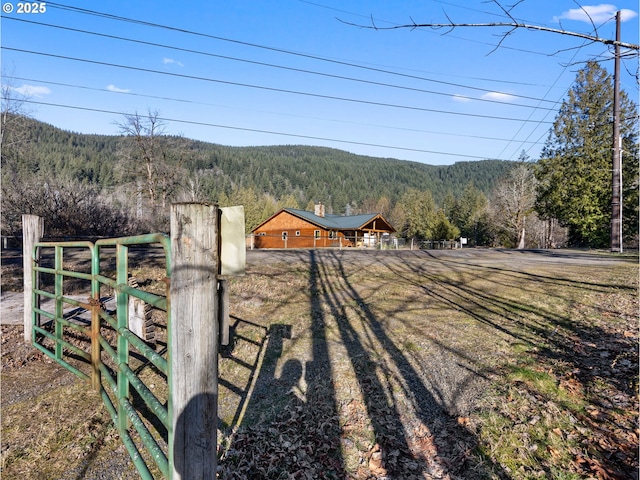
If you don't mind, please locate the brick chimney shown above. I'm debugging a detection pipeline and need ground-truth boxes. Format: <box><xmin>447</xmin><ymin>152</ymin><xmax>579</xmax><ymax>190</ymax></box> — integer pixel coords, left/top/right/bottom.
<box><xmin>314</xmin><ymin>202</ymin><xmax>325</xmax><ymax>217</ymax></box>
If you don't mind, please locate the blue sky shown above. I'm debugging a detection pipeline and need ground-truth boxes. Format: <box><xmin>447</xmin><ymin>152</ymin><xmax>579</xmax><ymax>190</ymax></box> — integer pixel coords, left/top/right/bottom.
<box><xmin>2</xmin><ymin>1</ymin><xmax>638</xmax><ymax>165</ymax></box>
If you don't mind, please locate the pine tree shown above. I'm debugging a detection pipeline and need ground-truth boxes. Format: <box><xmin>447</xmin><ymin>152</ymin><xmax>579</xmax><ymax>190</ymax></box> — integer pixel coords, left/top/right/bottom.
<box><xmin>398</xmin><ymin>189</ymin><xmax>436</xmax><ymax>240</ymax></box>
<box><xmin>535</xmin><ymin>61</ymin><xmax>639</xmax><ymax>247</ymax></box>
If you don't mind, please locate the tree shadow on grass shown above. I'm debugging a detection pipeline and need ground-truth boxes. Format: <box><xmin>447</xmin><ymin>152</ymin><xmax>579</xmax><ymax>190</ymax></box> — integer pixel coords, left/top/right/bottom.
<box><xmin>377</xmin><ymin>249</ymin><xmax>638</xmax><ymax>478</ymax></box>
<box><xmin>218</xmin><ymin>248</ymin><xmax>511</xmax><ymax>479</ymax></box>
<box><xmin>315</xmin><ymin>250</ymin><xmax>509</xmax><ymax>479</ymax></box>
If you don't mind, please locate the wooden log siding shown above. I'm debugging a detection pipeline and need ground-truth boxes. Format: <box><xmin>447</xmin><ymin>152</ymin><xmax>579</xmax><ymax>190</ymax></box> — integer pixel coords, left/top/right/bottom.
<box><xmin>253</xmin><ymin>211</ymin><xmax>350</xmax><ymax>249</ymax></box>
<box><xmin>252</xmin><ymin>208</ymin><xmax>395</xmax><ymax>249</ymax></box>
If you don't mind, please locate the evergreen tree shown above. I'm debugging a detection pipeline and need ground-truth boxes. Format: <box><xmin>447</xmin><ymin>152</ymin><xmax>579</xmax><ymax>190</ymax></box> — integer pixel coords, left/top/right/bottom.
<box><xmin>454</xmin><ymin>182</ymin><xmax>489</xmax><ymax>246</ymax></box>
<box><xmin>2</xmin><ymin>113</ymin><xmax>520</xmax><ymax>237</ymax></box>
<box><xmin>432</xmin><ymin>209</ymin><xmax>460</xmax><ymax>241</ymax></box>
<box><xmin>442</xmin><ymin>191</ymin><xmax>456</xmax><ymax>220</ymax></box>
<box><xmin>398</xmin><ymin>189</ymin><xmax>436</xmax><ymax>240</ymax></box>
<box><xmin>535</xmin><ymin>61</ymin><xmax>639</xmax><ymax>247</ymax></box>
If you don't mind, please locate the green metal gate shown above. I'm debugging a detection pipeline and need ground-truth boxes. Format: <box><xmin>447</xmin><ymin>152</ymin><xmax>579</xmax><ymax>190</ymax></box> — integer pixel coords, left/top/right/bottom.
<box><xmin>29</xmin><ymin>233</ymin><xmax>173</xmax><ymax>479</ymax></box>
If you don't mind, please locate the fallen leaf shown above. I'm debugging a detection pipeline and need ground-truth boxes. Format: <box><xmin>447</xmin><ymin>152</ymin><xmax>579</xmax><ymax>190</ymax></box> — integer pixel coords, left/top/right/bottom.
<box><xmin>457</xmin><ymin>417</ymin><xmax>469</xmax><ymax>426</ymax></box>
<box><xmin>547</xmin><ymin>446</ymin><xmax>561</xmax><ymax>458</ymax></box>
<box><xmin>369</xmin><ymin>451</ymin><xmax>386</xmax><ymax>475</ymax></box>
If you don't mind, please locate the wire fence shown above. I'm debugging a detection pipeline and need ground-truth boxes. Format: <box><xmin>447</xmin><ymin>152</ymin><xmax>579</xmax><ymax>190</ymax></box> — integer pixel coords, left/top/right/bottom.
<box><xmin>247</xmin><ymin>233</ymin><xmax>464</xmax><ymax>250</ymax></box>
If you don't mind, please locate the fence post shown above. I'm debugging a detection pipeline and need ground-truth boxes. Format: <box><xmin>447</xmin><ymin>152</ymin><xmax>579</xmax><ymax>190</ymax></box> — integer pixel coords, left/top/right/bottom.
<box><xmin>22</xmin><ymin>215</ymin><xmax>44</xmax><ymax>343</ymax></box>
<box><xmin>170</xmin><ymin>203</ymin><xmax>219</xmax><ymax>480</ymax></box>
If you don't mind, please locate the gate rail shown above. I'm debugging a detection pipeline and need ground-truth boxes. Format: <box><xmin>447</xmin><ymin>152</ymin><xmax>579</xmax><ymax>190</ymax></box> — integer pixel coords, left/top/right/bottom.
<box><xmin>23</xmin><ymin>205</ymin><xmax>225</xmax><ymax>479</ymax></box>
<box><xmin>29</xmin><ymin>233</ymin><xmax>172</xmax><ymax>479</ymax></box>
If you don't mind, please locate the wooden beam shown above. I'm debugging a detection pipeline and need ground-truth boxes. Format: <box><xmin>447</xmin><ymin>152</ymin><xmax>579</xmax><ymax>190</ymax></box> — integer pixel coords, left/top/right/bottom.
<box><xmin>22</xmin><ymin>215</ymin><xmax>43</xmax><ymax>343</ymax></box>
<box><xmin>170</xmin><ymin>203</ymin><xmax>219</xmax><ymax>479</ymax></box>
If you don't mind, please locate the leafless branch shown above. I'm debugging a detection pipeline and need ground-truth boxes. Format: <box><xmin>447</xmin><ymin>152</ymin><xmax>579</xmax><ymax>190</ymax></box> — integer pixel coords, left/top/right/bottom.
<box><xmin>574</xmin><ymin>0</ymin><xmax>598</xmax><ymax>39</ymax></box>
<box><xmin>491</xmin><ymin>0</ymin><xmax>516</xmax><ymax>22</ymax></box>
<box><xmin>441</xmin><ymin>11</ymin><xmax>456</xmax><ymax>35</ymax></box>
<box><xmin>487</xmin><ymin>26</ymin><xmax>517</xmax><ymax>55</ymax></box>
<box><xmin>336</xmin><ymin>19</ymin><xmax>640</xmax><ymax>51</ymax></box>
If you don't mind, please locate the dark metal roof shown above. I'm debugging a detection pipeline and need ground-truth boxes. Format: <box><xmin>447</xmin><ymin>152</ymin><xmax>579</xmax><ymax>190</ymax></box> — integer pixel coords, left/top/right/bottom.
<box><xmin>283</xmin><ymin>208</ymin><xmax>387</xmax><ymax>230</ymax></box>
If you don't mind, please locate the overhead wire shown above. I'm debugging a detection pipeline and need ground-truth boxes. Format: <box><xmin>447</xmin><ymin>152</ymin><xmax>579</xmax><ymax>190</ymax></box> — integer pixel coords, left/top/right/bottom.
<box><xmin>16</xmin><ymin>98</ymin><xmax>507</xmax><ymax>160</ymax></box>
<box><xmin>295</xmin><ymin>0</ymin><xmax>638</xmax><ymax>161</ymax></box>
<box><xmin>297</xmin><ymin>0</ymin><xmax>572</xmax><ymax>59</ymax></box>
<box><xmin>497</xmin><ymin>15</ymin><xmax>624</xmax><ymax>160</ymax></box>
<box><xmin>43</xmin><ymin>2</ymin><xmax>560</xmax><ymax>103</ymax></box>
<box><xmin>2</xmin><ymin>46</ymin><xmax>554</xmax><ymax>124</ymax></box>
<box><xmin>7</xmin><ymin>1</ymin><xmax>597</xmax><ymax>161</ymax></box>
<box><xmin>3</xmin><ymin>16</ymin><xmax>560</xmax><ymax>109</ymax></box>
<box><xmin>9</xmin><ymin>75</ymin><xmax>545</xmax><ymax>146</ymax></box>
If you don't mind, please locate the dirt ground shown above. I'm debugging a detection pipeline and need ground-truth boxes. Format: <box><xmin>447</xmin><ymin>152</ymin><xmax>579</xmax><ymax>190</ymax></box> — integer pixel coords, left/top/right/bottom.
<box><xmin>1</xmin><ymin>248</ymin><xmax>638</xmax><ymax>479</ymax></box>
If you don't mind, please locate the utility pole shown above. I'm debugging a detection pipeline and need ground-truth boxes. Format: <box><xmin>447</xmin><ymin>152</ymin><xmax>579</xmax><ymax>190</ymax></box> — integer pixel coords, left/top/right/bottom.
<box><xmin>610</xmin><ymin>11</ymin><xmax>622</xmax><ymax>252</ymax></box>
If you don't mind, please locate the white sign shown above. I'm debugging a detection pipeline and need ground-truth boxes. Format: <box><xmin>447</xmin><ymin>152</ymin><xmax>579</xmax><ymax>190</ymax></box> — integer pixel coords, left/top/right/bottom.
<box><xmin>220</xmin><ymin>205</ymin><xmax>246</xmax><ymax>276</ymax></box>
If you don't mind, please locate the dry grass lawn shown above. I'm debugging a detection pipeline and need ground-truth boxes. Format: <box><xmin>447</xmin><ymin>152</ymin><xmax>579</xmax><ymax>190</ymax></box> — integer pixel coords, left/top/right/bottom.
<box><xmin>1</xmin><ymin>248</ymin><xmax>638</xmax><ymax>479</ymax></box>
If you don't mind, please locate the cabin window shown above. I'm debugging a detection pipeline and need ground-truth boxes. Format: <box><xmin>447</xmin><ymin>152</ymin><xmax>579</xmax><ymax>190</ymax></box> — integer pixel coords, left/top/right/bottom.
<box><xmin>329</xmin><ymin>231</ymin><xmax>337</xmax><ymax>239</ymax></box>
<box><xmin>282</xmin><ymin>232</ymin><xmax>288</xmax><ymax>240</ymax></box>
<box><xmin>295</xmin><ymin>231</ymin><xmax>300</xmax><ymax>236</ymax></box>
<box><xmin>314</xmin><ymin>230</ymin><xmax>321</xmax><ymax>239</ymax></box>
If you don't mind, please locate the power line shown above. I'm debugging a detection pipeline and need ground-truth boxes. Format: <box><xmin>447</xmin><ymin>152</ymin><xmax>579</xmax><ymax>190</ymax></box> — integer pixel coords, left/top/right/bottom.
<box><xmin>10</xmin><ymin>75</ymin><xmax>545</xmax><ymax>146</ymax></box>
<box><xmin>36</xmin><ymin>1</ymin><xmax>566</xmax><ymax>162</ymax></box>
<box><xmin>6</xmin><ymin>1</ymin><xmax>571</xmax><ymax>161</ymax></box>
<box><xmin>298</xmin><ymin>0</ymin><xmax>568</xmax><ymax>59</ymax></box>
<box><xmin>497</xmin><ymin>14</ymin><xmax>624</xmax><ymax>160</ymax></box>
<box><xmin>2</xmin><ymin>46</ymin><xmax>553</xmax><ymax>125</ymax></box>
<box><xmin>17</xmin><ymin>98</ymin><xmax>511</xmax><ymax>160</ymax></box>
<box><xmin>497</xmin><ymin>50</ymin><xmax>584</xmax><ymax>160</ymax></box>
<box><xmin>4</xmin><ymin>16</ymin><xmax>560</xmax><ymax>110</ymax></box>
<box><xmin>44</xmin><ymin>2</ymin><xmax>560</xmax><ymax>103</ymax></box>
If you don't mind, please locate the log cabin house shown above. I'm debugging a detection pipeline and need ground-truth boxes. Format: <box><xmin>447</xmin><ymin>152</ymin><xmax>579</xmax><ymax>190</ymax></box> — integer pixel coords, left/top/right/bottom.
<box><xmin>250</xmin><ymin>203</ymin><xmax>395</xmax><ymax>249</ymax></box>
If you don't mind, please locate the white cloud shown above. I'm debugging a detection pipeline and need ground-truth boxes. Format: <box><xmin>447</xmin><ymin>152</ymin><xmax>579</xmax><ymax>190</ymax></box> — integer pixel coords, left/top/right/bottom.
<box><xmin>553</xmin><ymin>4</ymin><xmax>637</xmax><ymax>24</ymax></box>
<box><xmin>452</xmin><ymin>92</ymin><xmax>516</xmax><ymax>103</ymax></box>
<box><xmin>481</xmin><ymin>92</ymin><xmax>516</xmax><ymax>102</ymax></box>
<box><xmin>163</xmin><ymin>57</ymin><xmax>184</xmax><ymax>67</ymax></box>
<box><xmin>11</xmin><ymin>84</ymin><xmax>51</xmax><ymax>97</ymax></box>
<box><xmin>107</xmin><ymin>84</ymin><xmax>131</xmax><ymax>93</ymax></box>
<box><xmin>618</xmin><ymin>9</ymin><xmax>638</xmax><ymax>21</ymax></box>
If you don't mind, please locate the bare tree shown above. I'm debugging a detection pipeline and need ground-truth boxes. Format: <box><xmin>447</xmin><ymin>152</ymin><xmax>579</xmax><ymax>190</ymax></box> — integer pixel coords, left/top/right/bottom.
<box><xmin>116</xmin><ymin>110</ymin><xmax>166</xmax><ymax>206</ymax></box>
<box><xmin>1</xmin><ymin>73</ymin><xmax>34</xmax><ymax>167</ymax></box>
<box><xmin>1</xmin><ymin>176</ymin><xmax>141</xmax><ymax>237</ymax></box>
<box><xmin>177</xmin><ymin>169</ymin><xmax>215</xmax><ymax>202</ymax></box>
<box><xmin>115</xmin><ymin>110</ymin><xmax>191</xmax><ymax>227</ymax></box>
<box><xmin>344</xmin><ymin>1</ymin><xmax>637</xmax><ymax>250</ymax></box>
<box><xmin>490</xmin><ymin>164</ymin><xmax>538</xmax><ymax>248</ymax></box>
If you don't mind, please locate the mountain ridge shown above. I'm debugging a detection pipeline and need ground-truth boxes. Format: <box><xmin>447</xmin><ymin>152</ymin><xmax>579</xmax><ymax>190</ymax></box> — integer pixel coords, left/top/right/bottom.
<box><xmin>6</xmin><ymin>115</ymin><xmax>517</xmax><ymax>214</ymax></box>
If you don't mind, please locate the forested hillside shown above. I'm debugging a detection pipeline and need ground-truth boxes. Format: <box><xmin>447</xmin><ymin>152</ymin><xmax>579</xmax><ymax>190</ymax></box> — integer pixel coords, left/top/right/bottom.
<box><xmin>4</xmin><ymin>61</ymin><xmax>635</xmax><ymax>250</ymax></box>
<box><xmin>4</xmin><ymin>114</ymin><xmax>548</xmax><ymax>246</ymax></box>
<box><xmin>10</xmin><ymin>116</ymin><xmax>514</xmax><ymax>213</ymax></box>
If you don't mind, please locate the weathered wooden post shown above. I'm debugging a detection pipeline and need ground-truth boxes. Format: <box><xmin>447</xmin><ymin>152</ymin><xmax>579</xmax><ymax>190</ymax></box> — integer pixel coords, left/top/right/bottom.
<box><xmin>170</xmin><ymin>203</ymin><xmax>219</xmax><ymax>479</ymax></box>
<box><xmin>23</xmin><ymin>215</ymin><xmax>44</xmax><ymax>343</ymax></box>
